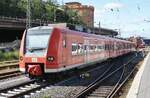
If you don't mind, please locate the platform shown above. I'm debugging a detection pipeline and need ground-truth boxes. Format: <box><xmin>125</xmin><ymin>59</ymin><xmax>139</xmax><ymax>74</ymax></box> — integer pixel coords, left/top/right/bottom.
<box><xmin>127</xmin><ymin>52</ymin><xmax>150</xmax><ymax>98</ymax></box>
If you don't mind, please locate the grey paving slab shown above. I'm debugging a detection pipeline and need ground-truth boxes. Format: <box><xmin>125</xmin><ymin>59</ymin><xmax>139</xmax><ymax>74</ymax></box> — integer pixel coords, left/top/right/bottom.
<box><xmin>137</xmin><ymin>53</ymin><xmax>150</xmax><ymax>98</ymax></box>
<box><xmin>127</xmin><ymin>53</ymin><xmax>150</xmax><ymax>98</ymax></box>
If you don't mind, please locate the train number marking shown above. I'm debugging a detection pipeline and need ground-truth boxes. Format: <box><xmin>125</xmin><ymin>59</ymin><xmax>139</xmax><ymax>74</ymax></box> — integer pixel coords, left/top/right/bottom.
<box><xmin>32</xmin><ymin>58</ymin><xmax>37</xmax><ymax>62</ymax></box>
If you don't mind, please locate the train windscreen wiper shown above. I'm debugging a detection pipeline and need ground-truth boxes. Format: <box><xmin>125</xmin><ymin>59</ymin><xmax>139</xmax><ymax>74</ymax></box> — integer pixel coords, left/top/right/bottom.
<box><xmin>28</xmin><ymin>47</ymin><xmax>46</xmax><ymax>52</ymax></box>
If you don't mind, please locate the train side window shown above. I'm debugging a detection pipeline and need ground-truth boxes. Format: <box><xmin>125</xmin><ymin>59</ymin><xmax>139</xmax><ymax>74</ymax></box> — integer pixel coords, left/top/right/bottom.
<box><xmin>91</xmin><ymin>45</ymin><xmax>94</xmax><ymax>52</ymax></box>
<box><xmin>84</xmin><ymin>45</ymin><xmax>87</xmax><ymax>50</ymax></box>
<box><xmin>112</xmin><ymin>44</ymin><xmax>114</xmax><ymax>50</ymax></box>
<box><xmin>63</xmin><ymin>39</ymin><xmax>66</xmax><ymax>48</ymax></box>
<box><xmin>97</xmin><ymin>45</ymin><xmax>103</xmax><ymax>51</ymax></box>
<box><xmin>84</xmin><ymin>45</ymin><xmax>88</xmax><ymax>53</ymax></box>
<box><xmin>98</xmin><ymin>46</ymin><xmax>100</xmax><ymax>51</ymax></box>
<box><xmin>95</xmin><ymin>45</ymin><xmax>98</xmax><ymax>52</ymax></box>
<box><xmin>105</xmin><ymin>44</ymin><xmax>108</xmax><ymax>50</ymax></box>
<box><xmin>90</xmin><ymin>45</ymin><xmax>96</xmax><ymax>53</ymax></box>
<box><xmin>107</xmin><ymin>45</ymin><xmax>109</xmax><ymax>50</ymax></box>
<box><xmin>89</xmin><ymin>45</ymin><xmax>92</xmax><ymax>53</ymax></box>
<box><xmin>104</xmin><ymin>45</ymin><xmax>106</xmax><ymax>50</ymax></box>
<box><xmin>94</xmin><ymin>45</ymin><xmax>97</xmax><ymax>52</ymax></box>
<box><xmin>81</xmin><ymin>44</ymin><xmax>84</xmax><ymax>54</ymax></box>
<box><xmin>78</xmin><ymin>43</ymin><xmax>83</xmax><ymax>54</ymax></box>
<box><xmin>72</xmin><ymin>43</ymin><xmax>78</xmax><ymax>55</ymax></box>
<box><xmin>108</xmin><ymin>44</ymin><xmax>110</xmax><ymax>50</ymax></box>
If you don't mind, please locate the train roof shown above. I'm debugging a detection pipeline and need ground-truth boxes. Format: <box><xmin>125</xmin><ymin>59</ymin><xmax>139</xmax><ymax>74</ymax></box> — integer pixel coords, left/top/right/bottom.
<box><xmin>28</xmin><ymin>26</ymin><xmax>133</xmax><ymax>44</ymax></box>
<box><xmin>48</xmin><ymin>23</ymin><xmax>118</xmax><ymax>37</ymax></box>
<box><xmin>28</xmin><ymin>26</ymin><xmax>53</xmax><ymax>30</ymax></box>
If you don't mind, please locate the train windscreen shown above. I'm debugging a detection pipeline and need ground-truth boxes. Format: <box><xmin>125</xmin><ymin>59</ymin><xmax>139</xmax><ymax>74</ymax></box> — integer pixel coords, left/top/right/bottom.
<box><xmin>25</xmin><ymin>28</ymin><xmax>52</xmax><ymax>56</ymax></box>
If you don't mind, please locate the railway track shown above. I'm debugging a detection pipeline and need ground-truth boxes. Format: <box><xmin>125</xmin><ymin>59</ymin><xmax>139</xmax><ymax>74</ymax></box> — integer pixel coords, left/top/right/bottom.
<box><xmin>0</xmin><ymin>81</ymin><xmax>47</xmax><ymax>98</ymax></box>
<box><xmin>0</xmin><ymin>60</ymin><xmax>18</xmax><ymax>64</ymax></box>
<box><xmin>0</xmin><ymin>60</ymin><xmax>18</xmax><ymax>70</ymax></box>
<box><xmin>0</xmin><ymin>60</ymin><xmax>20</xmax><ymax>80</ymax></box>
<box><xmin>0</xmin><ymin>79</ymin><xmax>37</xmax><ymax>98</ymax></box>
<box><xmin>0</xmin><ymin>53</ymin><xmax>143</xmax><ymax>98</ymax></box>
<box><xmin>0</xmin><ymin>70</ymin><xmax>21</xmax><ymax>80</ymax></box>
<box><xmin>87</xmin><ymin>86</ymin><xmax>114</xmax><ymax>98</ymax></box>
<box><xmin>17</xmin><ymin>55</ymin><xmax>133</xmax><ymax>98</ymax></box>
<box><xmin>73</xmin><ymin>55</ymin><xmax>139</xmax><ymax>98</ymax></box>
<box><xmin>0</xmin><ymin>58</ymin><xmax>116</xmax><ymax>98</ymax></box>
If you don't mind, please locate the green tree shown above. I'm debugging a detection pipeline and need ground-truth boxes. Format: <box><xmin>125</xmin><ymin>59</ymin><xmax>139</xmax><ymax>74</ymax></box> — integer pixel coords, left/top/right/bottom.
<box><xmin>0</xmin><ymin>0</ymin><xmax>24</xmax><ymax>17</ymax></box>
<box><xmin>65</xmin><ymin>9</ymin><xmax>85</xmax><ymax>25</ymax></box>
<box><xmin>0</xmin><ymin>0</ymin><xmax>84</xmax><ymax>26</ymax></box>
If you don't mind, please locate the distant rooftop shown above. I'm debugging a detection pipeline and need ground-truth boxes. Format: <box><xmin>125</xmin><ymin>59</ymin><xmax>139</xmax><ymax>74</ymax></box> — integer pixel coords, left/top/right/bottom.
<box><xmin>48</xmin><ymin>23</ymin><xmax>118</xmax><ymax>37</ymax></box>
<box><xmin>94</xmin><ymin>27</ymin><xmax>118</xmax><ymax>37</ymax></box>
<box><xmin>65</xmin><ymin>2</ymin><xmax>81</xmax><ymax>5</ymax></box>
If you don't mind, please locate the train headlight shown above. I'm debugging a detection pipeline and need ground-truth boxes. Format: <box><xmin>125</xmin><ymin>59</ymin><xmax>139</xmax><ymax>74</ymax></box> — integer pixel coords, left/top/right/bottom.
<box><xmin>47</xmin><ymin>56</ymin><xmax>54</xmax><ymax>62</ymax></box>
<box><xmin>20</xmin><ymin>56</ymin><xmax>23</xmax><ymax>61</ymax></box>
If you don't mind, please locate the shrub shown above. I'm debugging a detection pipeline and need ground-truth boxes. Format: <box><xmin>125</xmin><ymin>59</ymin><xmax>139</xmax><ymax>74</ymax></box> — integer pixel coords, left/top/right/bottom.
<box><xmin>0</xmin><ymin>50</ymin><xmax>19</xmax><ymax>61</ymax></box>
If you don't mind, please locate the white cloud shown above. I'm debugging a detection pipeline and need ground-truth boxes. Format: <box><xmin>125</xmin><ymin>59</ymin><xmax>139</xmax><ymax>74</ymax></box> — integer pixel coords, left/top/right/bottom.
<box><xmin>94</xmin><ymin>2</ymin><xmax>124</xmax><ymax>19</ymax></box>
<box><xmin>104</xmin><ymin>2</ymin><xmax>124</xmax><ymax>10</ymax></box>
<box><xmin>94</xmin><ymin>9</ymin><xmax>105</xmax><ymax>18</ymax></box>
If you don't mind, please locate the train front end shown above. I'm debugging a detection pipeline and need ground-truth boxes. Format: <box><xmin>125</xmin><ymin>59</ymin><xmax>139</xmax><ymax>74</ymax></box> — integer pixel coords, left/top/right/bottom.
<box><xmin>19</xmin><ymin>26</ymin><xmax>56</xmax><ymax>77</ymax></box>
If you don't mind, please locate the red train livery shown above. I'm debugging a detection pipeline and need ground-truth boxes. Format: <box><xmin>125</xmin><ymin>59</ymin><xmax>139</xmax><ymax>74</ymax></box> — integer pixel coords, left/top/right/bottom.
<box><xmin>19</xmin><ymin>26</ymin><xmax>135</xmax><ymax>76</ymax></box>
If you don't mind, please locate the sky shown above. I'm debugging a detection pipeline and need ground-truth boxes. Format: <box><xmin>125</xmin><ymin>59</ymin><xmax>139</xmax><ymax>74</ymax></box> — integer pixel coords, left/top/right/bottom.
<box><xmin>56</xmin><ymin>0</ymin><xmax>150</xmax><ymax>38</ymax></box>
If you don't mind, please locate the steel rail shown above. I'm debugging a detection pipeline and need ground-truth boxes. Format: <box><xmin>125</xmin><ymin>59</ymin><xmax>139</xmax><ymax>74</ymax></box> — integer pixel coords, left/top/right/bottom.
<box><xmin>107</xmin><ymin>57</ymin><xmax>140</xmax><ymax>98</ymax></box>
<box><xmin>73</xmin><ymin>56</ymin><xmax>136</xmax><ymax>98</ymax></box>
<box><xmin>0</xmin><ymin>79</ymin><xmax>35</xmax><ymax>93</ymax></box>
<box><xmin>87</xmin><ymin>64</ymin><xmax>125</xmax><ymax>98</ymax></box>
<box><xmin>0</xmin><ymin>60</ymin><xmax>20</xmax><ymax>80</ymax></box>
<box><xmin>0</xmin><ymin>60</ymin><xmax>18</xmax><ymax>64</ymax></box>
<box><xmin>107</xmin><ymin>57</ymin><xmax>136</xmax><ymax>98</ymax></box>
<box><xmin>0</xmin><ymin>62</ymin><xmax>19</xmax><ymax>70</ymax></box>
<box><xmin>72</xmin><ymin>61</ymin><xmax>120</xmax><ymax>98</ymax></box>
<box><xmin>10</xmin><ymin>63</ymin><xmax>114</xmax><ymax>98</ymax></box>
<box><xmin>8</xmin><ymin>82</ymin><xmax>48</xmax><ymax>98</ymax></box>
<box><xmin>0</xmin><ymin>53</ymin><xmax>138</xmax><ymax>98</ymax></box>
<box><xmin>0</xmin><ymin>58</ymin><xmax>115</xmax><ymax>98</ymax></box>
<box><xmin>0</xmin><ymin>70</ymin><xmax>22</xmax><ymax>80</ymax></box>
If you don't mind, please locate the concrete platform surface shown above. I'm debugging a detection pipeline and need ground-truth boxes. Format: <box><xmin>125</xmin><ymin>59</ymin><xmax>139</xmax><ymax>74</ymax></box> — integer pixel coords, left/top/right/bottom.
<box><xmin>127</xmin><ymin>52</ymin><xmax>150</xmax><ymax>98</ymax></box>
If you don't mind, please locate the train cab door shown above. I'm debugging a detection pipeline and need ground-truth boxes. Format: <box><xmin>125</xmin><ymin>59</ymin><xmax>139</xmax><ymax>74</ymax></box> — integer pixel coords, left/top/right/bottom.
<box><xmin>62</xmin><ymin>31</ymin><xmax>67</xmax><ymax>66</ymax></box>
<box><xmin>84</xmin><ymin>38</ymin><xmax>90</xmax><ymax>63</ymax></box>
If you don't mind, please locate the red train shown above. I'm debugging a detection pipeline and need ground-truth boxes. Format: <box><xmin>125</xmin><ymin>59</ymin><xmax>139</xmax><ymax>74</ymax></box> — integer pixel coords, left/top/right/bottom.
<box><xmin>19</xmin><ymin>26</ymin><xmax>135</xmax><ymax>77</ymax></box>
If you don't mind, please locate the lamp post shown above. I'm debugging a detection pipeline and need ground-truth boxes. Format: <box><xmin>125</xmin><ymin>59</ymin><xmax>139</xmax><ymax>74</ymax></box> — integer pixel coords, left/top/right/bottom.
<box><xmin>53</xmin><ymin>0</ymin><xmax>58</xmax><ymax>22</ymax></box>
<box><xmin>54</xmin><ymin>6</ymin><xmax>56</xmax><ymax>22</ymax></box>
<box><xmin>98</xmin><ymin>21</ymin><xmax>101</xmax><ymax>32</ymax></box>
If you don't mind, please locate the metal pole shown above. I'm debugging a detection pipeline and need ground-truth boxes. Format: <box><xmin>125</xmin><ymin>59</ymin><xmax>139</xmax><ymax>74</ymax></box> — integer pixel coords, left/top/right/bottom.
<box><xmin>53</xmin><ymin>0</ymin><xmax>57</xmax><ymax>22</ymax></box>
<box><xmin>40</xmin><ymin>0</ymin><xmax>42</xmax><ymax>26</ymax></box>
<box><xmin>26</xmin><ymin>0</ymin><xmax>31</xmax><ymax>29</ymax></box>
<box><xmin>54</xmin><ymin>6</ymin><xmax>56</xmax><ymax>22</ymax></box>
<box><xmin>98</xmin><ymin>21</ymin><xmax>101</xmax><ymax>32</ymax></box>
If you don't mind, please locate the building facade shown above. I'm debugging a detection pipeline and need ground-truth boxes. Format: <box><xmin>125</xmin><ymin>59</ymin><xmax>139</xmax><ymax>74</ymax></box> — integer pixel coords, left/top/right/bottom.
<box><xmin>65</xmin><ymin>2</ymin><xmax>94</xmax><ymax>27</ymax></box>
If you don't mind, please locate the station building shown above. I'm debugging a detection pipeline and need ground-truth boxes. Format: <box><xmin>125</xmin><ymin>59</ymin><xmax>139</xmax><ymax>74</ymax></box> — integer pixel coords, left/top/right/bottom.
<box><xmin>65</xmin><ymin>2</ymin><xmax>94</xmax><ymax>28</ymax></box>
<box><xmin>65</xmin><ymin>2</ymin><xmax>118</xmax><ymax>37</ymax></box>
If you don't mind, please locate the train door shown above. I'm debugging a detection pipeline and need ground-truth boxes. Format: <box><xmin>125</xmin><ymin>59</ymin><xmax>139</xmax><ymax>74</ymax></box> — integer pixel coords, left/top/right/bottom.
<box><xmin>62</xmin><ymin>31</ymin><xmax>67</xmax><ymax>66</ymax></box>
<box><xmin>84</xmin><ymin>38</ymin><xmax>90</xmax><ymax>63</ymax></box>
<box><xmin>114</xmin><ymin>41</ymin><xmax>117</xmax><ymax>57</ymax></box>
<box><xmin>101</xmin><ymin>40</ymin><xmax>105</xmax><ymax>60</ymax></box>
<box><xmin>108</xmin><ymin>40</ymin><xmax>111</xmax><ymax>58</ymax></box>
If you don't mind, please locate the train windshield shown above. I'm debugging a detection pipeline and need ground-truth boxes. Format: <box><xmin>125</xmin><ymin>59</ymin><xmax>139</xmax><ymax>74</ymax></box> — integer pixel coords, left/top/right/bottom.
<box><xmin>25</xmin><ymin>28</ymin><xmax>52</xmax><ymax>56</ymax></box>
